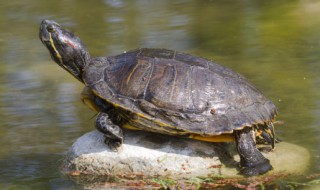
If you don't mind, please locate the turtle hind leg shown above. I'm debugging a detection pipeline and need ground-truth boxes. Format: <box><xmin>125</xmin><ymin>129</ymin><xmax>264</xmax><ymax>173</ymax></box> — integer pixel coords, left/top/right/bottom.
<box><xmin>95</xmin><ymin>112</ymin><xmax>123</xmax><ymax>151</ymax></box>
<box><xmin>235</xmin><ymin>127</ymin><xmax>272</xmax><ymax>176</ymax></box>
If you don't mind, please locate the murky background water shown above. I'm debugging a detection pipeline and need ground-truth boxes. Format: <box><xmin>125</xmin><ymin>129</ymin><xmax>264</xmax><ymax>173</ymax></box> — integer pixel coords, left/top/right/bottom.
<box><xmin>0</xmin><ymin>0</ymin><xmax>320</xmax><ymax>189</ymax></box>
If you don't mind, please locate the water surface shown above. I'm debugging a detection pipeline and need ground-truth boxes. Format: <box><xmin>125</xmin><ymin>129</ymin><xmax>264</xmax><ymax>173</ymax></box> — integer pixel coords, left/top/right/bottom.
<box><xmin>0</xmin><ymin>0</ymin><xmax>320</xmax><ymax>189</ymax></box>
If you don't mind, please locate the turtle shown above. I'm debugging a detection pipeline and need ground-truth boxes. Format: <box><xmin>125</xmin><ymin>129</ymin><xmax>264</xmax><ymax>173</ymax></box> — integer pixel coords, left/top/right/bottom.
<box><xmin>39</xmin><ymin>19</ymin><xmax>278</xmax><ymax>176</ymax></box>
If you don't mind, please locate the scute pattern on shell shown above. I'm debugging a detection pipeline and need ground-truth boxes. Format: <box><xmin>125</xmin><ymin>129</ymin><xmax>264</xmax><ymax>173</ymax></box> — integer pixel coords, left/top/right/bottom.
<box><xmin>84</xmin><ymin>48</ymin><xmax>277</xmax><ymax>136</ymax></box>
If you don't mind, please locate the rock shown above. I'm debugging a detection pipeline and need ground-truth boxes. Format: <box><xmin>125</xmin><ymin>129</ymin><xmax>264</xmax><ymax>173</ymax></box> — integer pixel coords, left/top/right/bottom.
<box><xmin>63</xmin><ymin>130</ymin><xmax>310</xmax><ymax>179</ymax></box>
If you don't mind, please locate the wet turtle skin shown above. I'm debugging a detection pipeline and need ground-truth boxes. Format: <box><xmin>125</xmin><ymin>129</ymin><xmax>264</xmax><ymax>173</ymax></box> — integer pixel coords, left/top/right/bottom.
<box><xmin>39</xmin><ymin>19</ymin><xmax>278</xmax><ymax>176</ymax></box>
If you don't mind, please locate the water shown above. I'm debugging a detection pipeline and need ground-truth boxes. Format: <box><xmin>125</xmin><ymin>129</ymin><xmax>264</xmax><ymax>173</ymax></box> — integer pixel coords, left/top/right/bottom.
<box><xmin>0</xmin><ymin>0</ymin><xmax>320</xmax><ymax>189</ymax></box>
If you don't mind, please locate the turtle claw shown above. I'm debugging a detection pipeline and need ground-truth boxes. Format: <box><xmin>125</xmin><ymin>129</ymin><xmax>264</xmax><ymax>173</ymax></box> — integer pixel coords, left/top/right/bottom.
<box><xmin>105</xmin><ymin>138</ymin><xmax>122</xmax><ymax>151</ymax></box>
<box><xmin>240</xmin><ymin>159</ymin><xmax>273</xmax><ymax>177</ymax></box>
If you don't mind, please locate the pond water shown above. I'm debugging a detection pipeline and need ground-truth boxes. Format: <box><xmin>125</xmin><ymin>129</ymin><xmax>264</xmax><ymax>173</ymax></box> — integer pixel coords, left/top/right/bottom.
<box><xmin>0</xmin><ymin>0</ymin><xmax>320</xmax><ymax>189</ymax></box>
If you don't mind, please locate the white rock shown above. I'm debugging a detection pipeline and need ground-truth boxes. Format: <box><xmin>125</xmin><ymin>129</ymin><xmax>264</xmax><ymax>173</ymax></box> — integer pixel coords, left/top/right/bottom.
<box><xmin>63</xmin><ymin>130</ymin><xmax>310</xmax><ymax>179</ymax></box>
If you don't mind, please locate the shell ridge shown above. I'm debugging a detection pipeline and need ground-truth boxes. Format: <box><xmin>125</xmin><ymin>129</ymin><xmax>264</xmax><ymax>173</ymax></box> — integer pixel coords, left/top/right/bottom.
<box><xmin>142</xmin><ymin>58</ymin><xmax>155</xmax><ymax>99</ymax></box>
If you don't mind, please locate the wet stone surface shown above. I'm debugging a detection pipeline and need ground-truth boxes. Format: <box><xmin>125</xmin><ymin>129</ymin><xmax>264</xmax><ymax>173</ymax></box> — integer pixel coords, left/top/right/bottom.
<box><xmin>63</xmin><ymin>130</ymin><xmax>310</xmax><ymax>179</ymax></box>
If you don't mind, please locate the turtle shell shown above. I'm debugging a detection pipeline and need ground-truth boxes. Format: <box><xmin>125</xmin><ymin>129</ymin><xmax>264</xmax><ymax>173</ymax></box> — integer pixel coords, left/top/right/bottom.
<box><xmin>83</xmin><ymin>48</ymin><xmax>277</xmax><ymax>136</ymax></box>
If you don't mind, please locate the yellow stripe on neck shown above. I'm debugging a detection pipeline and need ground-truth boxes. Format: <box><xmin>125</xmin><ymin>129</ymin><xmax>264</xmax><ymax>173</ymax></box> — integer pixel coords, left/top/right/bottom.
<box><xmin>49</xmin><ymin>33</ymin><xmax>63</xmax><ymax>64</ymax></box>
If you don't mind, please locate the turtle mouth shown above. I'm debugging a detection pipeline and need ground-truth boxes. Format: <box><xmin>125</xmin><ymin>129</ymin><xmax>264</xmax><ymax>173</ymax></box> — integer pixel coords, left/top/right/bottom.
<box><xmin>39</xmin><ymin>29</ymin><xmax>49</xmax><ymax>44</ymax></box>
<box><xmin>39</xmin><ymin>34</ymin><xmax>49</xmax><ymax>44</ymax></box>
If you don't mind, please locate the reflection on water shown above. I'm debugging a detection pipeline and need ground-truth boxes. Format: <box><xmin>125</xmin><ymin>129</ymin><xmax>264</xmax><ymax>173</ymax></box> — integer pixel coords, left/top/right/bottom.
<box><xmin>0</xmin><ymin>0</ymin><xmax>320</xmax><ymax>189</ymax></box>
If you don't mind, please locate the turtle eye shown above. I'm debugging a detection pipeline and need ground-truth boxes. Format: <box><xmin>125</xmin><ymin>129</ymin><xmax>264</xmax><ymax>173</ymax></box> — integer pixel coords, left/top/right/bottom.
<box><xmin>47</xmin><ymin>25</ymin><xmax>55</xmax><ymax>33</ymax></box>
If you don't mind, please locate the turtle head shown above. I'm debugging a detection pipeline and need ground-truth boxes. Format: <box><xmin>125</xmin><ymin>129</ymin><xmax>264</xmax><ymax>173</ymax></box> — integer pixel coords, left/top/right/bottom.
<box><xmin>39</xmin><ymin>19</ymin><xmax>90</xmax><ymax>83</ymax></box>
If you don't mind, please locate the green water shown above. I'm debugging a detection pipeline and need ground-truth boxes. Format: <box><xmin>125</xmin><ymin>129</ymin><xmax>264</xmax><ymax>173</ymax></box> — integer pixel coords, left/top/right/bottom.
<box><xmin>0</xmin><ymin>0</ymin><xmax>319</xmax><ymax>189</ymax></box>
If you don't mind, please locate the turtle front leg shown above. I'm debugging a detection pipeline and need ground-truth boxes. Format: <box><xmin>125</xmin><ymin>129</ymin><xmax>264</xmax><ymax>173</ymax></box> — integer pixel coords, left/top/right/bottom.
<box><xmin>95</xmin><ymin>112</ymin><xmax>123</xmax><ymax>151</ymax></box>
<box><xmin>235</xmin><ymin>127</ymin><xmax>272</xmax><ymax>176</ymax></box>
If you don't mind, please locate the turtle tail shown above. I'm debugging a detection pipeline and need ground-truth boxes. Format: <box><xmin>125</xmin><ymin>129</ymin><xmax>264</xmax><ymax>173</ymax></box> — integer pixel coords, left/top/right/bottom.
<box><xmin>256</xmin><ymin>122</ymin><xmax>280</xmax><ymax>149</ymax></box>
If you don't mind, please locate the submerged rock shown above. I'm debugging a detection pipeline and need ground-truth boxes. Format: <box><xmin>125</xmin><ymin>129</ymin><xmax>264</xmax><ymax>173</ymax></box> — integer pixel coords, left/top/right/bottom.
<box><xmin>63</xmin><ymin>130</ymin><xmax>309</xmax><ymax>179</ymax></box>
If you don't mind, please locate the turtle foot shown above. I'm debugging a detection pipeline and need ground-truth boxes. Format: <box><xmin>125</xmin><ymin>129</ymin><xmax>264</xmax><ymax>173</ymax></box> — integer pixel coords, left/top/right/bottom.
<box><xmin>239</xmin><ymin>159</ymin><xmax>272</xmax><ymax>176</ymax></box>
<box><xmin>104</xmin><ymin>138</ymin><xmax>122</xmax><ymax>151</ymax></box>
